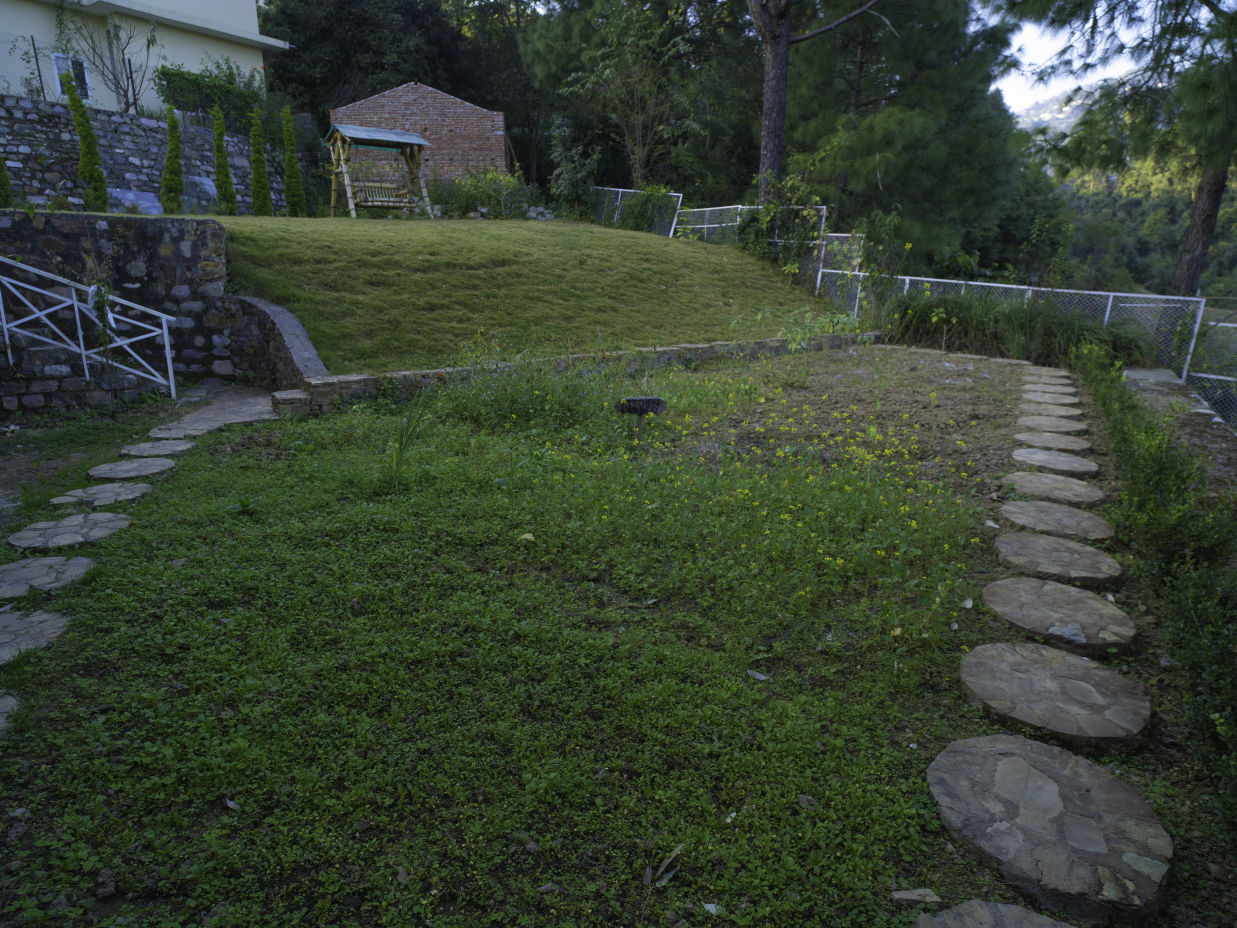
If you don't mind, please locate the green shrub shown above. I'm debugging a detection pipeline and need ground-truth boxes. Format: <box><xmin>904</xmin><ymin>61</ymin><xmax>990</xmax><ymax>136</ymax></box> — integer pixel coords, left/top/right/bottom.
<box><xmin>548</xmin><ymin>139</ymin><xmax>599</xmax><ymax>218</ymax></box>
<box><xmin>249</xmin><ymin>110</ymin><xmax>272</xmax><ymax>217</ymax></box>
<box><xmin>212</xmin><ymin>106</ymin><xmax>236</xmax><ymax>216</ymax></box>
<box><xmin>1074</xmin><ymin>344</ymin><xmax>1237</xmax><ymax>847</ymax></box>
<box><xmin>59</xmin><ymin>72</ymin><xmax>107</xmax><ymax>211</ymax></box>
<box><xmin>0</xmin><ymin>156</ymin><xmax>12</xmax><ymax>209</ymax></box>
<box><xmin>153</xmin><ymin>57</ymin><xmax>263</xmax><ymax>131</ymax></box>
<box><xmin>281</xmin><ymin>105</ymin><xmax>307</xmax><ymax>218</ymax></box>
<box><xmin>736</xmin><ymin>173</ymin><xmax>823</xmax><ymax>275</ymax></box>
<box><xmin>615</xmin><ymin>184</ymin><xmax>678</xmax><ymax>234</ymax></box>
<box><xmin>158</xmin><ymin>107</ymin><xmax>184</xmax><ymax>214</ymax></box>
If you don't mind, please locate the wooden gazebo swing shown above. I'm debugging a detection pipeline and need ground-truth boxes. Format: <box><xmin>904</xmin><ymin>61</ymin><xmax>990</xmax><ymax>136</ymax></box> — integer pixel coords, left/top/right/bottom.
<box><xmin>326</xmin><ymin>124</ymin><xmax>434</xmax><ymax>218</ymax></box>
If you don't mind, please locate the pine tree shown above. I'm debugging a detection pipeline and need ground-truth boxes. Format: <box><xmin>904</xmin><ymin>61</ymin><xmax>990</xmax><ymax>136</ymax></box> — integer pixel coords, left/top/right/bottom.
<box><xmin>0</xmin><ymin>157</ymin><xmax>12</xmax><ymax>209</ymax></box>
<box><xmin>159</xmin><ymin>107</ymin><xmax>184</xmax><ymax>214</ymax></box>
<box><xmin>250</xmin><ymin>110</ymin><xmax>273</xmax><ymax>216</ymax></box>
<box><xmin>212</xmin><ymin>106</ymin><xmax>236</xmax><ymax>216</ymax></box>
<box><xmin>60</xmin><ymin>72</ymin><xmax>108</xmax><ymax>211</ymax></box>
<box><xmin>281</xmin><ymin>105</ymin><xmax>307</xmax><ymax>217</ymax></box>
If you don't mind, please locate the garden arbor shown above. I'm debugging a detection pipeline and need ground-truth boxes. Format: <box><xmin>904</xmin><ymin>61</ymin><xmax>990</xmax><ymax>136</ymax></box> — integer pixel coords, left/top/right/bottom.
<box><xmin>326</xmin><ymin>124</ymin><xmax>432</xmax><ymax>217</ymax></box>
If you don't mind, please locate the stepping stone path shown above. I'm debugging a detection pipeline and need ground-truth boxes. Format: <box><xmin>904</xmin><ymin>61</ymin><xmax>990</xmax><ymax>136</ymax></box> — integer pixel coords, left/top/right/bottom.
<box><xmin>0</xmin><ymin>556</ymin><xmax>94</xmax><ymax>598</ymax></box>
<box><xmin>1013</xmin><ymin>432</ymin><xmax>1091</xmax><ymax>452</ymax></box>
<box><xmin>1017</xmin><ymin>415</ymin><xmax>1087</xmax><ymax>433</ymax></box>
<box><xmin>982</xmin><ymin>578</ymin><xmax>1135</xmax><ymax>656</ymax></box>
<box><xmin>51</xmin><ymin>483</ymin><xmax>152</xmax><ymax>507</ymax></box>
<box><xmin>999</xmin><ymin>500</ymin><xmax>1113</xmax><ymax>540</ymax></box>
<box><xmin>8</xmin><ymin>513</ymin><xmax>131</xmax><ymax>550</ymax></box>
<box><xmin>0</xmin><ymin>610</ymin><xmax>71</xmax><ymax>663</ymax></box>
<box><xmin>121</xmin><ymin>439</ymin><xmax>196</xmax><ymax>457</ymax></box>
<box><xmin>928</xmin><ymin>735</ymin><xmax>1172</xmax><ymax>925</ymax></box>
<box><xmin>995</xmin><ymin>532</ymin><xmax>1121</xmax><ymax>584</ymax></box>
<box><xmin>1023</xmin><ymin>391</ymin><xmax>1080</xmax><ymax>405</ymax></box>
<box><xmin>1024</xmin><ymin>366</ymin><xmax>1071</xmax><ymax>376</ymax></box>
<box><xmin>960</xmin><ymin>642</ymin><xmax>1150</xmax><ymax>744</ymax></box>
<box><xmin>1020</xmin><ymin>382</ymin><xmax>1076</xmax><ymax>395</ymax></box>
<box><xmin>1001</xmin><ymin>472</ymin><xmax>1104</xmax><ymax>504</ymax></box>
<box><xmin>914</xmin><ymin>899</ymin><xmax>1083</xmax><ymax>928</ymax></box>
<box><xmin>1011</xmin><ymin>448</ymin><xmax>1099</xmax><ymax>476</ymax></box>
<box><xmin>147</xmin><ymin>386</ymin><xmax>275</xmax><ymax>438</ymax></box>
<box><xmin>1018</xmin><ymin>402</ymin><xmax>1083</xmax><ymax>418</ymax></box>
<box><xmin>89</xmin><ymin>458</ymin><xmax>176</xmax><ymax>480</ymax></box>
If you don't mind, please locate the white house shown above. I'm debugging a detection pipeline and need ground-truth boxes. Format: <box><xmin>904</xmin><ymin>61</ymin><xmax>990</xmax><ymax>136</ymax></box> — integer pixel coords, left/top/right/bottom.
<box><xmin>0</xmin><ymin>0</ymin><xmax>286</xmax><ymax>111</ymax></box>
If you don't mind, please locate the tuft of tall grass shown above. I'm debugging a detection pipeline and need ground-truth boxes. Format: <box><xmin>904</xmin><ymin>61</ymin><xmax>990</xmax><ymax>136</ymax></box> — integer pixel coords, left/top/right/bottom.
<box><xmin>864</xmin><ymin>291</ymin><xmax>1154</xmax><ymax>367</ymax></box>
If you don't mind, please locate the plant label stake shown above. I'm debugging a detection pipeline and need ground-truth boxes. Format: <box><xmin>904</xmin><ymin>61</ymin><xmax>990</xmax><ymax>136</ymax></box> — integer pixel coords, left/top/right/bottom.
<box><xmin>616</xmin><ymin>396</ymin><xmax>666</xmax><ymax>443</ymax></box>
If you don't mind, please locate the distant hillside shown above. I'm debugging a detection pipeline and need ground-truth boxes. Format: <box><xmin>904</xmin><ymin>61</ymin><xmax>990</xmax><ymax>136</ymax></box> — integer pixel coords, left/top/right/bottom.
<box><xmin>1015</xmin><ymin>88</ymin><xmax>1097</xmax><ymax>133</ymax></box>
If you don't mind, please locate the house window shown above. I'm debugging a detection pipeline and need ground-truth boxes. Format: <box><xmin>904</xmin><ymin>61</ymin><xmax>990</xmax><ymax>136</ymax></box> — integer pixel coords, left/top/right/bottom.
<box><xmin>51</xmin><ymin>53</ymin><xmax>91</xmax><ymax>101</ymax></box>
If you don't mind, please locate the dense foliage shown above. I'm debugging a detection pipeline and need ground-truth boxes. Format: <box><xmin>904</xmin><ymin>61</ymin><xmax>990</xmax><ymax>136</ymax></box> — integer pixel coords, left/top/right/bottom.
<box><xmin>158</xmin><ymin>107</ymin><xmax>184</xmax><ymax>215</ymax></box>
<box><xmin>153</xmin><ymin>58</ymin><xmax>266</xmax><ymax>131</ymax></box>
<box><xmin>212</xmin><ymin>106</ymin><xmax>237</xmax><ymax>216</ymax></box>
<box><xmin>59</xmin><ymin>72</ymin><xmax>108</xmax><ymax>212</ymax></box>
<box><xmin>0</xmin><ymin>156</ymin><xmax>12</xmax><ymax>209</ymax></box>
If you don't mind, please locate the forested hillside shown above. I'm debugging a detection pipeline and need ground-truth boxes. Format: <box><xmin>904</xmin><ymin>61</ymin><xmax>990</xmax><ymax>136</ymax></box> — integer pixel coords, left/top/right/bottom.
<box><xmin>256</xmin><ymin>1</ymin><xmax>1236</xmax><ymax>298</ymax></box>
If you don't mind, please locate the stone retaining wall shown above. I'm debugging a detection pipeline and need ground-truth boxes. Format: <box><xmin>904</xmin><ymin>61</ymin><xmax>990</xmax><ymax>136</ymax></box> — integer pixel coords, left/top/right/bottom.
<box><xmin>1</xmin><ymin>94</ymin><xmax>287</xmax><ymax>214</ymax></box>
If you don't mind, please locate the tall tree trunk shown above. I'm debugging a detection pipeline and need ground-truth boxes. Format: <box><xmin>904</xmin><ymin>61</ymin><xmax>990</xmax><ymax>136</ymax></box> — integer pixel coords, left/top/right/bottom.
<box><xmin>757</xmin><ymin>24</ymin><xmax>792</xmax><ymax>203</ymax></box>
<box><xmin>1171</xmin><ymin>168</ymin><xmax>1228</xmax><ymax>296</ymax></box>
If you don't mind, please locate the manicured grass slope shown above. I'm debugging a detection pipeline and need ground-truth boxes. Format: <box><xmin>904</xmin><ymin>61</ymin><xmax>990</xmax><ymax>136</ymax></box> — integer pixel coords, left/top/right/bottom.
<box><xmin>220</xmin><ymin>217</ymin><xmax>809</xmax><ymax>373</ymax></box>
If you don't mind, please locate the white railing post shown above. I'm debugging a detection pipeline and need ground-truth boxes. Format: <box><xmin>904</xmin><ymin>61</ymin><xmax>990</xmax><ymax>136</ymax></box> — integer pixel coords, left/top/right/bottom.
<box><xmin>1180</xmin><ymin>298</ymin><xmax>1206</xmax><ymax>382</ymax></box>
<box><xmin>1103</xmin><ymin>293</ymin><xmax>1114</xmax><ymax>326</ymax></box>
<box><xmin>0</xmin><ymin>284</ymin><xmax>11</xmax><ymax>370</ymax></box>
<box><xmin>76</xmin><ymin>287</ymin><xmax>92</xmax><ymax>381</ymax></box>
<box><xmin>162</xmin><ymin>315</ymin><xmax>176</xmax><ymax>398</ymax></box>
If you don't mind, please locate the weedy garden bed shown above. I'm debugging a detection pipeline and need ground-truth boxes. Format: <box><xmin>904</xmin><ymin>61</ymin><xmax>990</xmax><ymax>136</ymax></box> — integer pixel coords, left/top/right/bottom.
<box><xmin>0</xmin><ymin>346</ymin><xmax>1232</xmax><ymax>927</ymax></box>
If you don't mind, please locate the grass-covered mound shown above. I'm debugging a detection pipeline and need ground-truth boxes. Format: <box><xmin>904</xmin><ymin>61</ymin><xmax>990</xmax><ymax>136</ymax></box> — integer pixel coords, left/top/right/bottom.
<box><xmin>221</xmin><ymin>218</ymin><xmax>818</xmax><ymax>374</ymax></box>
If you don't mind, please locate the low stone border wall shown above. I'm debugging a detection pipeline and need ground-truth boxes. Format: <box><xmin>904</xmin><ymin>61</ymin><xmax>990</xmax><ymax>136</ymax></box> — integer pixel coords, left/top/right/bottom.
<box><xmin>271</xmin><ymin>332</ymin><xmax>882</xmax><ymax>416</ymax></box>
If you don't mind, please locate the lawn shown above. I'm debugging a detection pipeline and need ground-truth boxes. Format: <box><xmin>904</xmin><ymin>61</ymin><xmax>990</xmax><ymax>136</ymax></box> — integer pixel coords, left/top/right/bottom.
<box><xmin>219</xmin><ymin>217</ymin><xmax>834</xmax><ymax>374</ymax></box>
<box><xmin>0</xmin><ymin>347</ymin><xmax>1231</xmax><ymax>926</ymax></box>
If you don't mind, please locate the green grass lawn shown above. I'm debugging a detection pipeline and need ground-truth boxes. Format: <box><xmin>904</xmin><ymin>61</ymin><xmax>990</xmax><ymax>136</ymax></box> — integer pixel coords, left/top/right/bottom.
<box><xmin>220</xmin><ymin>218</ymin><xmax>830</xmax><ymax>374</ymax></box>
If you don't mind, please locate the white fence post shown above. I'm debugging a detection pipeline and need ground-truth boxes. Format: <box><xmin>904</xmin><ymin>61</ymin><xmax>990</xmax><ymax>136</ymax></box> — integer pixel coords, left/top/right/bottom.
<box><xmin>1180</xmin><ymin>298</ymin><xmax>1206</xmax><ymax>382</ymax></box>
<box><xmin>1103</xmin><ymin>293</ymin><xmax>1114</xmax><ymax>326</ymax></box>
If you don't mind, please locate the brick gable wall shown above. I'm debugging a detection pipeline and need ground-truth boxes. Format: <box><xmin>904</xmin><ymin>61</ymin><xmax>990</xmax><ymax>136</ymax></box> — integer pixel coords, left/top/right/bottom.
<box><xmin>331</xmin><ymin>83</ymin><xmax>507</xmax><ymax>184</ymax></box>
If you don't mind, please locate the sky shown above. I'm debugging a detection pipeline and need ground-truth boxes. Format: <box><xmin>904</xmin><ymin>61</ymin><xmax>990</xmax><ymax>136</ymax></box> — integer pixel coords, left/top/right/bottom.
<box><xmin>994</xmin><ymin>23</ymin><xmax>1135</xmax><ymax>113</ymax></box>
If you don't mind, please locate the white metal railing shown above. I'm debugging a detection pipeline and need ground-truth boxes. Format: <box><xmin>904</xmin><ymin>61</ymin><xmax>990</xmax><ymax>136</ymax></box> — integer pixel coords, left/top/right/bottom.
<box><xmin>0</xmin><ymin>255</ymin><xmax>176</xmax><ymax>398</ymax></box>
<box><xmin>592</xmin><ymin>187</ymin><xmax>685</xmax><ymax>237</ymax></box>
<box><xmin>674</xmin><ymin>204</ymin><xmax>829</xmax><ymax>246</ymax></box>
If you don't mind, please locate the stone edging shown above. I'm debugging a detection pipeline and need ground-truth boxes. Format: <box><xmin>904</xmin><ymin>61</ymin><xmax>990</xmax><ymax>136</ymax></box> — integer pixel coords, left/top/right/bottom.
<box><xmin>270</xmin><ymin>331</ymin><xmax>884</xmax><ymax>416</ymax></box>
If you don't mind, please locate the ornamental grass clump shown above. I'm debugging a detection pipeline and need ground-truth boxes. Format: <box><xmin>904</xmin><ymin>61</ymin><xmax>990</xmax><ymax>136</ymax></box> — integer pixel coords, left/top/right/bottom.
<box><xmin>158</xmin><ymin>107</ymin><xmax>184</xmax><ymax>214</ymax></box>
<box><xmin>60</xmin><ymin>72</ymin><xmax>107</xmax><ymax>211</ymax></box>
<box><xmin>249</xmin><ymin>109</ymin><xmax>273</xmax><ymax>217</ymax></box>
<box><xmin>211</xmin><ymin>105</ymin><xmax>236</xmax><ymax>216</ymax></box>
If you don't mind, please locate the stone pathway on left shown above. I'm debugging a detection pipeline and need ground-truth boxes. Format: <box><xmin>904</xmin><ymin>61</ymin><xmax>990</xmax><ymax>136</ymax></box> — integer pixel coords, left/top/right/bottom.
<box><xmin>8</xmin><ymin>513</ymin><xmax>131</xmax><ymax>550</ymax></box>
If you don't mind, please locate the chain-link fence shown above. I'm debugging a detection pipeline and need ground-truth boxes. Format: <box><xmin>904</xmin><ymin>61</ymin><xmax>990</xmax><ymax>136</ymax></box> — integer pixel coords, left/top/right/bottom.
<box><xmin>591</xmin><ymin>187</ymin><xmax>684</xmax><ymax>237</ymax></box>
<box><xmin>1183</xmin><ymin>306</ymin><xmax>1237</xmax><ymax>425</ymax></box>
<box><xmin>818</xmin><ymin>268</ymin><xmax>1207</xmax><ymax>372</ymax></box>
<box><xmin>0</xmin><ymin>31</ymin><xmax>53</xmax><ymax>100</ymax></box>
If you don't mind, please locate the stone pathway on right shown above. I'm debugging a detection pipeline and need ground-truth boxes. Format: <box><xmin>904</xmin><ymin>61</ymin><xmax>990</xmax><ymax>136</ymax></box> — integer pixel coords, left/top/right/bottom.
<box><xmin>998</xmin><ymin>500</ymin><xmax>1113</xmax><ymax>541</ymax></box>
<box><xmin>1012</xmin><ymin>432</ymin><xmax>1092</xmax><ymax>453</ymax></box>
<box><xmin>981</xmin><ymin>577</ymin><xmax>1135</xmax><ymax>656</ymax></box>
<box><xmin>994</xmin><ymin>532</ymin><xmax>1121</xmax><ymax>584</ymax></box>
<box><xmin>0</xmin><ymin>610</ymin><xmax>72</xmax><ymax>664</ymax></box>
<box><xmin>1010</xmin><ymin>448</ymin><xmax>1099</xmax><ymax>476</ymax></box>
<box><xmin>89</xmin><ymin>458</ymin><xmax>176</xmax><ymax>480</ymax></box>
<box><xmin>914</xmin><ymin>899</ymin><xmax>1084</xmax><ymax>928</ymax></box>
<box><xmin>1000</xmin><ymin>472</ymin><xmax>1104</xmax><ymax>505</ymax></box>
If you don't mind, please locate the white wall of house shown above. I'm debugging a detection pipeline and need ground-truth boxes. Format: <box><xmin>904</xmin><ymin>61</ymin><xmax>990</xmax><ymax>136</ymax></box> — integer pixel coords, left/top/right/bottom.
<box><xmin>0</xmin><ymin>0</ymin><xmax>284</xmax><ymax>112</ymax></box>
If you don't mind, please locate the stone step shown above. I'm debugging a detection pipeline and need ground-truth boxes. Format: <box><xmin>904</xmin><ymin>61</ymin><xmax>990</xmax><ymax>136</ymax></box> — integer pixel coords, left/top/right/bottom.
<box><xmin>960</xmin><ymin>642</ymin><xmax>1150</xmax><ymax>745</ymax></box>
<box><xmin>1017</xmin><ymin>416</ymin><xmax>1087</xmax><ymax>434</ymax></box>
<box><xmin>982</xmin><ymin>578</ymin><xmax>1135</xmax><ymax>656</ymax></box>
<box><xmin>51</xmin><ymin>483</ymin><xmax>152</xmax><ymax>507</ymax></box>
<box><xmin>1018</xmin><ymin>403</ymin><xmax>1084</xmax><ymax>419</ymax></box>
<box><xmin>999</xmin><ymin>500</ymin><xmax>1113</xmax><ymax>540</ymax></box>
<box><xmin>927</xmin><ymin>735</ymin><xmax>1171</xmax><ymax>925</ymax></box>
<box><xmin>0</xmin><ymin>610</ymin><xmax>71</xmax><ymax>664</ymax></box>
<box><xmin>1023</xmin><ymin>391</ymin><xmax>1081</xmax><ymax>405</ymax></box>
<box><xmin>1011</xmin><ymin>448</ymin><xmax>1099</xmax><ymax>476</ymax></box>
<box><xmin>121</xmin><ymin>440</ymin><xmax>196</xmax><ymax>457</ymax></box>
<box><xmin>914</xmin><ymin>899</ymin><xmax>1084</xmax><ymax>928</ymax></box>
<box><xmin>1013</xmin><ymin>432</ymin><xmax>1092</xmax><ymax>453</ymax></box>
<box><xmin>995</xmin><ymin>532</ymin><xmax>1121</xmax><ymax>585</ymax></box>
<box><xmin>1002</xmin><ymin>472</ymin><xmax>1104</xmax><ymax>505</ymax></box>
<box><xmin>0</xmin><ymin>556</ymin><xmax>94</xmax><ymax>598</ymax></box>
<box><xmin>8</xmin><ymin>513</ymin><xmax>131</xmax><ymax>550</ymax></box>
<box><xmin>1024</xmin><ymin>377</ymin><xmax>1074</xmax><ymax>388</ymax></box>
<box><xmin>1019</xmin><ymin>382</ymin><xmax>1076</xmax><ymax>395</ymax></box>
<box><xmin>89</xmin><ymin>458</ymin><xmax>176</xmax><ymax>480</ymax></box>
<box><xmin>1024</xmin><ymin>366</ymin><xmax>1072</xmax><ymax>377</ymax></box>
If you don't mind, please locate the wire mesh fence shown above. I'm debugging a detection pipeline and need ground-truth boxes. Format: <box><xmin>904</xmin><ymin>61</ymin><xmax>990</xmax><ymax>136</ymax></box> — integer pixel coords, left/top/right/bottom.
<box><xmin>0</xmin><ymin>31</ymin><xmax>52</xmax><ymax>100</ymax></box>
<box><xmin>591</xmin><ymin>187</ymin><xmax>684</xmax><ymax>237</ymax></box>
<box><xmin>1184</xmin><ymin>316</ymin><xmax>1237</xmax><ymax>426</ymax></box>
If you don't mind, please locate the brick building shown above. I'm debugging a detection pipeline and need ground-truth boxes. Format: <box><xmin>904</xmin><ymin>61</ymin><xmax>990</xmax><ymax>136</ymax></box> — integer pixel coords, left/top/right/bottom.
<box><xmin>330</xmin><ymin>82</ymin><xmax>507</xmax><ymax>183</ymax></box>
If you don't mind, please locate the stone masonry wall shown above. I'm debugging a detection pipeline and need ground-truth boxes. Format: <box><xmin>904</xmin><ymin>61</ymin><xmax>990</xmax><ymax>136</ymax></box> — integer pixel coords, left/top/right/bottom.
<box><xmin>331</xmin><ymin>82</ymin><xmax>506</xmax><ymax>183</ymax></box>
<box><xmin>1</xmin><ymin>94</ymin><xmax>287</xmax><ymax>215</ymax></box>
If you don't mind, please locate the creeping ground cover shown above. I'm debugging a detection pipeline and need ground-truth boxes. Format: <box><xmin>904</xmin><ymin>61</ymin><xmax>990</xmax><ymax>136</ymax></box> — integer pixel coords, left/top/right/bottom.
<box><xmin>0</xmin><ymin>347</ymin><xmax>1232</xmax><ymax>925</ymax></box>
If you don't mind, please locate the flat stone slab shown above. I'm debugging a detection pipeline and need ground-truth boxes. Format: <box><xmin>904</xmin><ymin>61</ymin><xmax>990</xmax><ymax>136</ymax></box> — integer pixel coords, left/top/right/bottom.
<box><xmin>8</xmin><ymin>513</ymin><xmax>131</xmax><ymax>550</ymax></box>
<box><xmin>0</xmin><ymin>610</ymin><xmax>71</xmax><ymax>663</ymax></box>
<box><xmin>1024</xmin><ymin>366</ymin><xmax>1071</xmax><ymax>377</ymax></box>
<box><xmin>89</xmin><ymin>458</ymin><xmax>176</xmax><ymax>479</ymax></box>
<box><xmin>1012</xmin><ymin>448</ymin><xmax>1099</xmax><ymax>476</ymax></box>
<box><xmin>1002</xmin><ymin>472</ymin><xmax>1104</xmax><ymax>505</ymax></box>
<box><xmin>1000</xmin><ymin>500</ymin><xmax>1112</xmax><ymax>540</ymax></box>
<box><xmin>914</xmin><ymin>899</ymin><xmax>1083</xmax><ymax>928</ymax></box>
<box><xmin>928</xmin><ymin>735</ymin><xmax>1172</xmax><ymax>925</ymax></box>
<box><xmin>1023</xmin><ymin>391</ymin><xmax>1080</xmax><ymax>405</ymax></box>
<box><xmin>1014</xmin><ymin>432</ymin><xmax>1092</xmax><ymax>453</ymax></box>
<box><xmin>0</xmin><ymin>556</ymin><xmax>94</xmax><ymax>597</ymax></box>
<box><xmin>1018</xmin><ymin>403</ymin><xmax>1084</xmax><ymax>418</ymax></box>
<box><xmin>121</xmin><ymin>439</ymin><xmax>196</xmax><ymax>457</ymax></box>
<box><xmin>996</xmin><ymin>532</ymin><xmax>1121</xmax><ymax>584</ymax></box>
<box><xmin>961</xmin><ymin>642</ymin><xmax>1149</xmax><ymax>744</ymax></box>
<box><xmin>148</xmin><ymin>386</ymin><xmax>275</xmax><ymax>438</ymax></box>
<box><xmin>50</xmin><ymin>483</ymin><xmax>152</xmax><ymax>507</ymax></box>
<box><xmin>1017</xmin><ymin>416</ymin><xmax>1087</xmax><ymax>434</ymax></box>
<box><xmin>982</xmin><ymin>578</ymin><xmax>1135</xmax><ymax>655</ymax></box>
<box><xmin>1020</xmin><ymin>382</ymin><xmax>1076</xmax><ymax>395</ymax></box>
